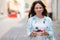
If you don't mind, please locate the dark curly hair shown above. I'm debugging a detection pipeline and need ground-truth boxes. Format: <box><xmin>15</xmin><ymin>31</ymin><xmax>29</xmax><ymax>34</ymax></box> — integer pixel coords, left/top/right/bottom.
<box><xmin>28</xmin><ymin>1</ymin><xmax>48</xmax><ymax>18</ymax></box>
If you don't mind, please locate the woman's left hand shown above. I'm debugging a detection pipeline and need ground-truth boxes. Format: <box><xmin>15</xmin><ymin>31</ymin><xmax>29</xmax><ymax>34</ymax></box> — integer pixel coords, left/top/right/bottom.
<box><xmin>40</xmin><ymin>30</ymin><xmax>49</xmax><ymax>36</ymax></box>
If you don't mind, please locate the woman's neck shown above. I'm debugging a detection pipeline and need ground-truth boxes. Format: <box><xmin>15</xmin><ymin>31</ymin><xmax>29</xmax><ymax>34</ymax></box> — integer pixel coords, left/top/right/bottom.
<box><xmin>36</xmin><ymin>14</ymin><xmax>44</xmax><ymax>18</ymax></box>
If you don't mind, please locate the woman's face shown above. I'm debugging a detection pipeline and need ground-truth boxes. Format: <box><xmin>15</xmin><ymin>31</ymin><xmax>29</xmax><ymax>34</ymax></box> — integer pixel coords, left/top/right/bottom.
<box><xmin>34</xmin><ymin>3</ymin><xmax>44</xmax><ymax>15</ymax></box>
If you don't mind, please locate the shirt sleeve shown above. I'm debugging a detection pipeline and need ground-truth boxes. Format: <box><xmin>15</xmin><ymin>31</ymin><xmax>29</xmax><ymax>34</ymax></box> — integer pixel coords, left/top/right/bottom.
<box><xmin>27</xmin><ymin>18</ymin><xmax>33</xmax><ymax>36</ymax></box>
<box><xmin>46</xmin><ymin>17</ymin><xmax>53</xmax><ymax>37</ymax></box>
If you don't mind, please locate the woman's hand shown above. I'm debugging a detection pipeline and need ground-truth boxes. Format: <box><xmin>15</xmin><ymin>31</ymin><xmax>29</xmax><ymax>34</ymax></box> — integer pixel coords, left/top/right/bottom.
<box><xmin>40</xmin><ymin>30</ymin><xmax>49</xmax><ymax>36</ymax></box>
<box><xmin>30</xmin><ymin>30</ymin><xmax>37</xmax><ymax>37</ymax></box>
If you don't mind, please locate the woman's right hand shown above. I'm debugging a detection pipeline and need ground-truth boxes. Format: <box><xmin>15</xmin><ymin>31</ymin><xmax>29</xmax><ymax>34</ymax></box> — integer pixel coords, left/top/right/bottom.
<box><xmin>30</xmin><ymin>30</ymin><xmax>37</xmax><ymax>37</ymax></box>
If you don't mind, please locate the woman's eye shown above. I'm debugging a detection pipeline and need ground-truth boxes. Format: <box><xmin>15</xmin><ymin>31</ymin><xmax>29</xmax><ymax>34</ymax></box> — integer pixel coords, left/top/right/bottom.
<box><xmin>35</xmin><ymin>7</ymin><xmax>38</xmax><ymax>9</ymax></box>
<box><xmin>39</xmin><ymin>7</ymin><xmax>42</xmax><ymax>9</ymax></box>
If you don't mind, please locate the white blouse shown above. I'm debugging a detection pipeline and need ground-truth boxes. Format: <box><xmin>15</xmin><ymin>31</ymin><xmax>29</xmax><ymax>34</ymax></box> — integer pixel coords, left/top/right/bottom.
<box><xmin>27</xmin><ymin>15</ymin><xmax>53</xmax><ymax>40</ymax></box>
<box><xmin>33</xmin><ymin>16</ymin><xmax>46</xmax><ymax>32</ymax></box>
<box><xmin>33</xmin><ymin>16</ymin><xmax>47</xmax><ymax>40</ymax></box>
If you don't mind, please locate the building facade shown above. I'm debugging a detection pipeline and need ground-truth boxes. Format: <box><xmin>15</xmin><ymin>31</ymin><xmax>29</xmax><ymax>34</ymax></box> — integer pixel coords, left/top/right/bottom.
<box><xmin>0</xmin><ymin>0</ymin><xmax>60</xmax><ymax>22</ymax></box>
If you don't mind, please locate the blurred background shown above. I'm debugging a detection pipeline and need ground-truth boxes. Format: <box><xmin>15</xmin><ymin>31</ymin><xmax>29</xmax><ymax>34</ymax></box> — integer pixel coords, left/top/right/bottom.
<box><xmin>0</xmin><ymin>0</ymin><xmax>60</xmax><ymax>21</ymax></box>
<box><xmin>0</xmin><ymin>0</ymin><xmax>60</xmax><ymax>40</ymax></box>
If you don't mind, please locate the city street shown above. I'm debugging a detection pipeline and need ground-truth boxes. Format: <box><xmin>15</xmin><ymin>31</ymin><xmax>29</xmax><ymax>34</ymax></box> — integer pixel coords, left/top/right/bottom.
<box><xmin>0</xmin><ymin>0</ymin><xmax>60</xmax><ymax>40</ymax></box>
<box><xmin>0</xmin><ymin>16</ymin><xmax>60</xmax><ymax>40</ymax></box>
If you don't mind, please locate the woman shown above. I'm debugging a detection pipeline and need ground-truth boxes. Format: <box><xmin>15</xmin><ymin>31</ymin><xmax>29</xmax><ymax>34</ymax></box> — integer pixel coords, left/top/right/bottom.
<box><xmin>27</xmin><ymin>1</ymin><xmax>53</xmax><ymax>40</ymax></box>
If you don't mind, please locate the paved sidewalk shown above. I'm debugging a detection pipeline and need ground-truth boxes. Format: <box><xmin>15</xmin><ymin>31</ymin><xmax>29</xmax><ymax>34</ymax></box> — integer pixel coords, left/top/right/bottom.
<box><xmin>0</xmin><ymin>17</ymin><xmax>60</xmax><ymax>40</ymax></box>
<box><xmin>53</xmin><ymin>21</ymin><xmax>60</xmax><ymax>40</ymax></box>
